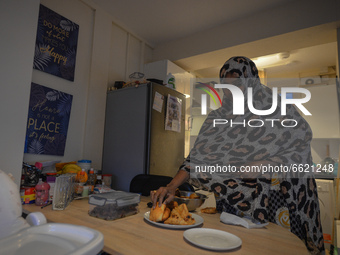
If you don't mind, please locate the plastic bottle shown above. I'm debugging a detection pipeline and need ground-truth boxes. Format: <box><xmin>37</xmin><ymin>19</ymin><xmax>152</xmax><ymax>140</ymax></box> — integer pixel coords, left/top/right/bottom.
<box><xmin>96</xmin><ymin>174</ymin><xmax>102</xmax><ymax>187</ymax></box>
<box><xmin>87</xmin><ymin>169</ymin><xmax>97</xmax><ymax>194</ymax></box>
<box><xmin>35</xmin><ymin>178</ymin><xmax>50</xmax><ymax>206</ymax></box>
<box><xmin>46</xmin><ymin>173</ymin><xmax>57</xmax><ymax>202</ymax></box>
<box><xmin>165</xmin><ymin>73</ymin><xmax>175</xmax><ymax>89</ymax></box>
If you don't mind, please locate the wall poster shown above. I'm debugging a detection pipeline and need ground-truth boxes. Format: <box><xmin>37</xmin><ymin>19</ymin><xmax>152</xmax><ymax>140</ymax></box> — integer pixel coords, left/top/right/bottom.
<box><xmin>33</xmin><ymin>4</ymin><xmax>79</xmax><ymax>81</ymax></box>
<box><xmin>165</xmin><ymin>94</ymin><xmax>182</xmax><ymax>133</ymax></box>
<box><xmin>24</xmin><ymin>83</ymin><xmax>73</xmax><ymax>156</ymax></box>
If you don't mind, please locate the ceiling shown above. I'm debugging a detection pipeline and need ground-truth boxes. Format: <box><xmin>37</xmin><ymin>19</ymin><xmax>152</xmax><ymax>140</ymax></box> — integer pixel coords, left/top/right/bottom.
<box><xmin>92</xmin><ymin>0</ymin><xmax>338</xmax><ymax>79</ymax></box>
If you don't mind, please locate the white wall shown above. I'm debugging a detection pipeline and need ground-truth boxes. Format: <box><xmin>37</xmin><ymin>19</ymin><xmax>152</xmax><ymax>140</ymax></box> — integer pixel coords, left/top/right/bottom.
<box><xmin>108</xmin><ymin>23</ymin><xmax>153</xmax><ymax>86</ymax></box>
<box><xmin>0</xmin><ymin>0</ymin><xmax>40</xmax><ymax>187</ymax></box>
<box><xmin>2</xmin><ymin>0</ymin><xmax>340</xmax><ymax>189</ymax></box>
<box><xmin>0</xmin><ymin>0</ymin><xmax>153</xmax><ymax>188</ymax></box>
<box><xmin>25</xmin><ymin>0</ymin><xmax>96</xmax><ymax>167</ymax></box>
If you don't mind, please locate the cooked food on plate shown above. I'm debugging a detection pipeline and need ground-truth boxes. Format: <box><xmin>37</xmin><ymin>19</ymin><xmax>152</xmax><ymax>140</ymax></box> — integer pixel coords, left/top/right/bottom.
<box><xmin>200</xmin><ymin>207</ymin><xmax>217</xmax><ymax>214</ymax></box>
<box><xmin>149</xmin><ymin>201</ymin><xmax>196</xmax><ymax>225</ymax></box>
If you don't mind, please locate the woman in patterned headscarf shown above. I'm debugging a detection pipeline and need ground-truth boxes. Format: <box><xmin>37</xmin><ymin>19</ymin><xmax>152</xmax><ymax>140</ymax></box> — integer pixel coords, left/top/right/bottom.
<box><xmin>152</xmin><ymin>56</ymin><xmax>324</xmax><ymax>254</ymax></box>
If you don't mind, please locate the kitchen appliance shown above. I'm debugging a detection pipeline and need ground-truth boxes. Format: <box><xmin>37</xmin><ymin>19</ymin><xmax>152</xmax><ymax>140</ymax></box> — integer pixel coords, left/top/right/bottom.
<box><xmin>102</xmin><ymin>82</ymin><xmax>186</xmax><ymax>191</ymax></box>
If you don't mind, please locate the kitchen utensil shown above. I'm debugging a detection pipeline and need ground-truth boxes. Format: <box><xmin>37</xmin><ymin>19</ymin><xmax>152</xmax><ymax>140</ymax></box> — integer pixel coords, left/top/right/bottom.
<box><xmin>173</xmin><ymin>191</ymin><xmax>207</xmax><ymax>211</ymax></box>
<box><xmin>183</xmin><ymin>228</ymin><xmax>242</xmax><ymax>251</ymax></box>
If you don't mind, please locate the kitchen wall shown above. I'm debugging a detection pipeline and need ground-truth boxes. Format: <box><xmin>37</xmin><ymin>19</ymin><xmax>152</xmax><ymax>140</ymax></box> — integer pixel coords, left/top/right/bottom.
<box><xmin>0</xmin><ymin>0</ymin><xmax>152</xmax><ymax>188</ymax></box>
<box><xmin>1</xmin><ymin>0</ymin><xmax>340</xmax><ymax>189</ymax></box>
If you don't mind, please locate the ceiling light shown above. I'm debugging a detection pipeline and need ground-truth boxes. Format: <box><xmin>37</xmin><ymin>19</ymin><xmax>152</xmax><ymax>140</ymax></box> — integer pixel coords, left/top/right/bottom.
<box><xmin>253</xmin><ymin>52</ymin><xmax>290</xmax><ymax>68</ymax></box>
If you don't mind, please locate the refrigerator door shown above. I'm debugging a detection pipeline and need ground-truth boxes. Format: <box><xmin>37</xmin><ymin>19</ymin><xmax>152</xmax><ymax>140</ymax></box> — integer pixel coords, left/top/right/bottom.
<box><xmin>148</xmin><ymin>84</ymin><xmax>186</xmax><ymax>177</ymax></box>
<box><xmin>102</xmin><ymin>85</ymin><xmax>150</xmax><ymax>191</ymax></box>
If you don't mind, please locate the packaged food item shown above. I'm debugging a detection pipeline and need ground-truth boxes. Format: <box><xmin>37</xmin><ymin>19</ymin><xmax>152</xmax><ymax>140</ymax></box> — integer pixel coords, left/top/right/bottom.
<box><xmin>77</xmin><ymin>160</ymin><xmax>92</xmax><ymax>171</ymax></box>
<box><xmin>87</xmin><ymin>169</ymin><xmax>96</xmax><ymax>194</ymax></box>
<box><xmin>102</xmin><ymin>174</ymin><xmax>112</xmax><ymax>188</ymax></box>
<box><xmin>88</xmin><ymin>191</ymin><xmax>140</xmax><ymax>221</ymax></box>
<box><xmin>20</xmin><ymin>186</ymin><xmax>35</xmax><ymax>204</ymax></box>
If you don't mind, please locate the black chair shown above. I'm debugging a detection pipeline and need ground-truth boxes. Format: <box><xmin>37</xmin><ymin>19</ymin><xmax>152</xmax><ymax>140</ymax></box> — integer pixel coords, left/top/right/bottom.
<box><xmin>129</xmin><ymin>174</ymin><xmax>194</xmax><ymax>196</ymax></box>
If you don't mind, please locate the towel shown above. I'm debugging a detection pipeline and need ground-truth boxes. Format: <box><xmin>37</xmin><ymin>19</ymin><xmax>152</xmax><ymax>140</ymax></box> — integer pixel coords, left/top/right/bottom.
<box><xmin>220</xmin><ymin>212</ymin><xmax>269</xmax><ymax>229</ymax></box>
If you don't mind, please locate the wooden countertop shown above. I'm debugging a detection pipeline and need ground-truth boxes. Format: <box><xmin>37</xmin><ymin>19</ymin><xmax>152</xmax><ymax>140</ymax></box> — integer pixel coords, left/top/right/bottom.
<box><xmin>23</xmin><ymin>196</ymin><xmax>308</xmax><ymax>255</ymax></box>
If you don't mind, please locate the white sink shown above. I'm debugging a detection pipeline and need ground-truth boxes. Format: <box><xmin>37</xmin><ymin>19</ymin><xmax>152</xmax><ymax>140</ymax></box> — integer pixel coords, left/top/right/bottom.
<box><xmin>0</xmin><ymin>223</ymin><xmax>104</xmax><ymax>255</ymax></box>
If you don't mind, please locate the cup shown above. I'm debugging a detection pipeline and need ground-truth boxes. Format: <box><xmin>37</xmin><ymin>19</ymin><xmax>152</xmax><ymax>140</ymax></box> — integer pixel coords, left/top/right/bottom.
<box><xmin>82</xmin><ymin>186</ymin><xmax>89</xmax><ymax>197</ymax></box>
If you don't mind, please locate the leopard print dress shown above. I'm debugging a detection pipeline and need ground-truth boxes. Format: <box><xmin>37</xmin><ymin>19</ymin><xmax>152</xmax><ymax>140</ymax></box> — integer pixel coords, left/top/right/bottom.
<box><xmin>180</xmin><ymin>56</ymin><xmax>324</xmax><ymax>254</ymax></box>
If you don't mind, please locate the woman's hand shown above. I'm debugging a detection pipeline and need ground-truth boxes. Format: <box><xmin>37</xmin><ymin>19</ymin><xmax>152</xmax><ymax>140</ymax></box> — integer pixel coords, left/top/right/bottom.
<box><xmin>150</xmin><ymin>170</ymin><xmax>190</xmax><ymax>208</ymax></box>
<box><xmin>150</xmin><ymin>185</ymin><xmax>177</xmax><ymax>208</ymax></box>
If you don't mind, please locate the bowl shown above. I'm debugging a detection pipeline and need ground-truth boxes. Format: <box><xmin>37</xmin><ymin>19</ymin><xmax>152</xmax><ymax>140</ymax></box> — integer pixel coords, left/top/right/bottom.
<box><xmin>173</xmin><ymin>191</ymin><xmax>207</xmax><ymax>211</ymax></box>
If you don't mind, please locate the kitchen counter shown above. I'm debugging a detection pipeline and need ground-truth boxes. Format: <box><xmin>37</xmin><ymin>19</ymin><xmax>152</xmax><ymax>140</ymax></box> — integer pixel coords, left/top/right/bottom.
<box><xmin>23</xmin><ymin>196</ymin><xmax>308</xmax><ymax>254</ymax></box>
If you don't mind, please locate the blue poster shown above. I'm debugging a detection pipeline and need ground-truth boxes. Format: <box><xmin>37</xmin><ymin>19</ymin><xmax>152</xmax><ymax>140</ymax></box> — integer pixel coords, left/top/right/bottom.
<box><xmin>24</xmin><ymin>83</ymin><xmax>73</xmax><ymax>156</ymax></box>
<box><xmin>33</xmin><ymin>5</ymin><xmax>79</xmax><ymax>81</ymax></box>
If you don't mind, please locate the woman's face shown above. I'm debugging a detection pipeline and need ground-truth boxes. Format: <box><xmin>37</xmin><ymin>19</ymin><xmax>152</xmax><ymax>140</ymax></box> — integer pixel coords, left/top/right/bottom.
<box><xmin>222</xmin><ymin>72</ymin><xmax>245</xmax><ymax>100</ymax></box>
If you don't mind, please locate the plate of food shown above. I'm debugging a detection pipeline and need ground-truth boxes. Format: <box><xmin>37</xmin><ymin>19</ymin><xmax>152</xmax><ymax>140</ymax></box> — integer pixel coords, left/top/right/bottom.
<box><xmin>144</xmin><ymin>201</ymin><xmax>204</xmax><ymax>229</ymax></box>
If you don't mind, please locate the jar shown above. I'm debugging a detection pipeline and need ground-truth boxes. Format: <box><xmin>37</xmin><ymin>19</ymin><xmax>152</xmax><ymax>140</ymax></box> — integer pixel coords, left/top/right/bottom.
<box><xmin>77</xmin><ymin>160</ymin><xmax>92</xmax><ymax>172</ymax></box>
<box><xmin>102</xmin><ymin>174</ymin><xmax>112</xmax><ymax>188</ymax></box>
<box><xmin>35</xmin><ymin>178</ymin><xmax>50</xmax><ymax>206</ymax></box>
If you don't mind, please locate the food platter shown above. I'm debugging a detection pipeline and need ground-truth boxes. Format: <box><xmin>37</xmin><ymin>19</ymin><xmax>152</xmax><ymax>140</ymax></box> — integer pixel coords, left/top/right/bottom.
<box><xmin>183</xmin><ymin>228</ymin><xmax>242</xmax><ymax>251</ymax></box>
<box><xmin>144</xmin><ymin>211</ymin><xmax>204</xmax><ymax>229</ymax></box>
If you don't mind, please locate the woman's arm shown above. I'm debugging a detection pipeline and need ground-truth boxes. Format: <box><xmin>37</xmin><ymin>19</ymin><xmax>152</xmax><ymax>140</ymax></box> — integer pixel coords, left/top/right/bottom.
<box><xmin>150</xmin><ymin>170</ymin><xmax>189</xmax><ymax>207</ymax></box>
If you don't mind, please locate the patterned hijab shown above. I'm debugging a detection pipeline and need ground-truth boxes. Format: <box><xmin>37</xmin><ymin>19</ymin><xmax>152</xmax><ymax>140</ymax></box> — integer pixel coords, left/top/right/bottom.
<box><xmin>188</xmin><ymin>56</ymin><xmax>313</xmax><ymax>172</ymax></box>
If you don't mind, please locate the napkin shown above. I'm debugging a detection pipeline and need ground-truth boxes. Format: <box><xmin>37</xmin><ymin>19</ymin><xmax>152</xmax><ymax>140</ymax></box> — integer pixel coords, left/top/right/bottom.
<box><xmin>195</xmin><ymin>190</ymin><xmax>216</xmax><ymax>210</ymax></box>
<box><xmin>220</xmin><ymin>212</ymin><xmax>269</xmax><ymax>229</ymax></box>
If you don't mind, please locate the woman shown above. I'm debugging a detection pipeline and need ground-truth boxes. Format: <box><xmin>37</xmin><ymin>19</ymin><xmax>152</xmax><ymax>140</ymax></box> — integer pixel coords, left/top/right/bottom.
<box><xmin>152</xmin><ymin>56</ymin><xmax>324</xmax><ymax>254</ymax></box>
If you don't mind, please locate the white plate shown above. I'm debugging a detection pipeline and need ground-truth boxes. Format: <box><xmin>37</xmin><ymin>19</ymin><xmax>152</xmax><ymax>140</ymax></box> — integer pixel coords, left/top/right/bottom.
<box><xmin>183</xmin><ymin>228</ymin><xmax>242</xmax><ymax>251</ymax></box>
<box><xmin>144</xmin><ymin>211</ymin><xmax>204</xmax><ymax>229</ymax></box>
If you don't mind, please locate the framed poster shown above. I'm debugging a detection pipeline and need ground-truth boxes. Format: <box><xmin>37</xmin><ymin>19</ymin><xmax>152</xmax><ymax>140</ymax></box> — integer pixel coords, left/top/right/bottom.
<box><xmin>24</xmin><ymin>83</ymin><xmax>73</xmax><ymax>156</ymax></box>
<box><xmin>33</xmin><ymin>4</ymin><xmax>79</xmax><ymax>81</ymax></box>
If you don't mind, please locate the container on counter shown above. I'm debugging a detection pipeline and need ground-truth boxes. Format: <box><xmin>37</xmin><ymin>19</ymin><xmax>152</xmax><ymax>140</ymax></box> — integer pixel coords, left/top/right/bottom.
<box><xmin>82</xmin><ymin>186</ymin><xmax>89</xmax><ymax>197</ymax></box>
<box><xmin>20</xmin><ymin>186</ymin><xmax>35</xmax><ymax>204</ymax></box>
<box><xmin>77</xmin><ymin>160</ymin><xmax>92</xmax><ymax>172</ymax></box>
<box><xmin>46</xmin><ymin>173</ymin><xmax>57</xmax><ymax>202</ymax></box>
<box><xmin>96</xmin><ymin>174</ymin><xmax>102</xmax><ymax>187</ymax></box>
<box><xmin>87</xmin><ymin>169</ymin><xmax>96</xmax><ymax>194</ymax></box>
<box><xmin>102</xmin><ymin>174</ymin><xmax>112</xmax><ymax>188</ymax></box>
<box><xmin>35</xmin><ymin>178</ymin><xmax>50</xmax><ymax>206</ymax></box>
<box><xmin>88</xmin><ymin>191</ymin><xmax>140</xmax><ymax>221</ymax></box>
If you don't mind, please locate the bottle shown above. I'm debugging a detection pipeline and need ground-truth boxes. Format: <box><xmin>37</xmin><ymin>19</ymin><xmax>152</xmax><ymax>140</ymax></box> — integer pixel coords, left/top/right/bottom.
<box><xmin>46</xmin><ymin>173</ymin><xmax>57</xmax><ymax>202</ymax></box>
<box><xmin>96</xmin><ymin>174</ymin><xmax>102</xmax><ymax>187</ymax></box>
<box><xmin>35</xmin><ymin>178</ymin><xmax>50</xmax><ymax>206</ymax></box>
<box><xmin>87</xmin><ymin>168</ymin><xmax>97</xmax><ymax>194</ymax></box>
<box><xmin>75</xmin><ymin>169</ymin><xmax>88</xmax><ymax>196</ymax></box>
<box><xmin>165</xmin><ymin>73</ymin><xmax>175</xmax><ymax>89</ymax></box>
